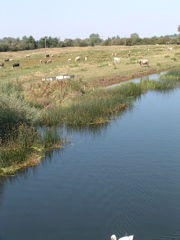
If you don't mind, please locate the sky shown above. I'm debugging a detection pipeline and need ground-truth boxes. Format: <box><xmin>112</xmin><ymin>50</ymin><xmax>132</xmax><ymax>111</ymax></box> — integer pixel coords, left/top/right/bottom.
<box><xmin>0</xmin><ymin>0</ymin><xmax>179</xmax><ymax>40</ymax></box>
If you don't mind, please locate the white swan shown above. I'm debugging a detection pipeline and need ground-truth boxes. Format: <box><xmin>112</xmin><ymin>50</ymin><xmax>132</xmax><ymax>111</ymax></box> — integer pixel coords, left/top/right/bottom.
<box><xmin>111</xmin><ymin>234</ymin><xmax>134</xmax><ymax>240</ymax></box>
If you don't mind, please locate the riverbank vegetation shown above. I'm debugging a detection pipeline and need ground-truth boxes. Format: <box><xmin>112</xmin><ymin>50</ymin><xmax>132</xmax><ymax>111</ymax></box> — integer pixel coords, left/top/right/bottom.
<box><xmin>0</xmin><ymin>45</ymin><xmax>180</xmax><ymax>175</ymax></box>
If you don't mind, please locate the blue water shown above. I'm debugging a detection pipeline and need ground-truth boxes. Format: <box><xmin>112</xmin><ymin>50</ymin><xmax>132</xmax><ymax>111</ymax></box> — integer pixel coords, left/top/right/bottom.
<box><xmin>0</xmin><ymin>76</ymin><xmax>180</xmax><ymax>240</ymax></box>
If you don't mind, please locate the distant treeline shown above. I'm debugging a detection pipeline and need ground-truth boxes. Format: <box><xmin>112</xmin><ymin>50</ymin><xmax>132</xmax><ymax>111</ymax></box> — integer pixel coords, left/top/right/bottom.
<box><xmin>0</xmin><ymin>33</ymin><xmax>180</xmax><ymax>52</ymax></box>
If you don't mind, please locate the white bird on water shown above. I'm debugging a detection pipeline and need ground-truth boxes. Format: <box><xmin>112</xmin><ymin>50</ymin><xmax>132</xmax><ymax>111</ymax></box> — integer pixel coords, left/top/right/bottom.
<box><xmin>111</xmin><ymin>234</ymin><xmax>134</xmax><ymax>240</ymax></box>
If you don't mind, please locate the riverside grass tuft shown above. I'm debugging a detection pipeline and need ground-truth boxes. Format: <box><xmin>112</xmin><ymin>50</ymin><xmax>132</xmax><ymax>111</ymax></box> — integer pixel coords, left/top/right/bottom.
<box><xmin>0</xmin><ymin>124</ymin><xmax>65</xmax><ymax>175</ymax></box>
<box><xmin>39</xmin><ymin>82</ymin><xmax>142</xmax><ymax>126</ymax></box>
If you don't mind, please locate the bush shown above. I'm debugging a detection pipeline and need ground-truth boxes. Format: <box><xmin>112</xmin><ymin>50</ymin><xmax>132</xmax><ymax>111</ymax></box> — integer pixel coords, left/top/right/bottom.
<box><xmin>0</xmin><ymin>93</ymin><xmax>38</xmax><ymax>140</ymax></box>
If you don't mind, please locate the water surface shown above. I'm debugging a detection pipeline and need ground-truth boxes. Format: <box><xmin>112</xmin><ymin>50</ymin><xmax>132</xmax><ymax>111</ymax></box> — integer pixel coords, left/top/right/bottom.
<box><xmin>0</xmin><ymin>74</ymin><xmax>180</xmax><ymax>240</ymax></box>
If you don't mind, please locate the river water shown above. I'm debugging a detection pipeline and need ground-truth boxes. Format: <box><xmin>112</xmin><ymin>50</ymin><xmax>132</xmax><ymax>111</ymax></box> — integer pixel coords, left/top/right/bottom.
<box><xmin>0</xmin><ymin>74</ymin><xmax>180</xmax><ymax>240</ymax></box>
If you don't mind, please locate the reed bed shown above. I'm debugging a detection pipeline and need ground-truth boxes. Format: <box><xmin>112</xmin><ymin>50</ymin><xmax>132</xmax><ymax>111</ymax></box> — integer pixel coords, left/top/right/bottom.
<box><xmin>160</xmin><ymin>68</ymin><xmax>180</xmax><ymax>82</ymax></box>
<box><xmin>0</xmin><ymin>124</ymin><xmax>64</xmax><ymax>175</ymax></box>
<box><xmin>39</xmin><ymin>82</ymin><xmax>142</xmax><ymax>126</ymax></box>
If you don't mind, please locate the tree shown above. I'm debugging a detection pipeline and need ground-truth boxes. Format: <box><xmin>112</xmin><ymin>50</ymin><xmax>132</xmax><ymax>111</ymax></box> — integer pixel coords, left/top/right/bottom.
<box><xmin>64</xmin><ymin>38</ymin><xmax>74</xmax><ymax>47</ymax></box>
<box><xmin>177</xmin><ymin>25</ymin><xmax>180</xmax><ymax>44</ymax></box>
<box><xmin>177</xmin><ymin>25</ymin><xmax>180</xmax><ymax>32</ymax></box>
<box><xmin>28</xmin><ymin>36</ymin><xmax>37</xmax><ymax>49</ymax></box>
<box><xmin>130</xmin><ymin>33</ymin><xmax>139</xmax><ymax>39</ymax></box>
<box><xmin>89</xmin><ymin>33</ymin><xmax>102</xmax><ymax>46</ymax></box>
<box><xmin>130</xmin><ymin>33</ymin><xmax>140</xmax><ymax>45</ymax></box>
<box><xmin>19</xmin><ymin>36</ymin><xmax>30</xmax><ymax>50</ymax></box>
<box><xmin>37</xmin><ymin>37</ymin><xmax>47</xmax><ymax>48</ymax></box>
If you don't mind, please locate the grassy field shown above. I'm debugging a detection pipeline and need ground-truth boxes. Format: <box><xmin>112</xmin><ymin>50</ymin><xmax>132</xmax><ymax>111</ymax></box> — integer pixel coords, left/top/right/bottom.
<box><xmin>1</xmin><ymin>45</ymin><xmax>180</xmax><ymax>175</ymax></box>
<box><xmin>1</xmin><ymin>44</ymin><xmax>180</xmax><ymax>83</ymax></box>
<box><xmin>1</xmin><ymin>45</ymin><xmax>180</xmax><ymax>106</ymax></box>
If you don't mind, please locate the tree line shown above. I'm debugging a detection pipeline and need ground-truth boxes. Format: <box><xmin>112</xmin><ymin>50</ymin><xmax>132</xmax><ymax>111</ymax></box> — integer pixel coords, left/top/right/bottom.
<box><xmin>0</xmin><ymin>32</ymin><xmax>180</xmax><ymax>52</ymax></box>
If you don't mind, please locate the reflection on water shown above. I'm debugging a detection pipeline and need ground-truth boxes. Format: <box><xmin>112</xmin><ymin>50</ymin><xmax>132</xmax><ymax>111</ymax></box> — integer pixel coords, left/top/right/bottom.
<box><xmin>0</xmin><ymin>74</ymin><xmax>180</xmax><ymax>240</ymax></box>
<box><xmin>106</xmin><ymin>71</ymin><xmax>167</xmax><ymax>89</ymax></box>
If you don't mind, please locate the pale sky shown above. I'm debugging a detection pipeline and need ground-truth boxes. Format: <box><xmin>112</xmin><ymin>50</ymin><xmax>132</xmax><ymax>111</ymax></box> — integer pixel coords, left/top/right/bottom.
<box><xmin>0</xmin><ymin>0</ymin><xmax>179</xmax><ymax>40</ymax></box>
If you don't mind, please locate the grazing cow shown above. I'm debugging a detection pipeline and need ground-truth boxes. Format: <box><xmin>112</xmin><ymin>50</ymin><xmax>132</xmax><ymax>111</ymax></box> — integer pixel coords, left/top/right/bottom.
<box><xmin>113</xmin><ymin>57</ymin><xmax>120</xmax><ymax>63</ymax></box>
<box><xmin>9</xmin><ymin>59</ymin><xmax>13</xmax><ymax>61</ymax></box>
<box><xmin>0</xmin><ymin>62</ymin><xmax>4</xmax><ymax>67</ymax></box>
<box><xmin>167</xmin><ymin>47</ymin><xmax>173</xmax><ymax>51</ymax></box>
<box><xmin>75</xmin><ymin>56</ymin><xmax>80</xmax><ymax>62</ymax></box>
<box><xmin>25</xmin><ymin>54</ymin><xmax>31</xmax><ymax>58</ymax></box>
<box><xmin>68</xmin><ymin>58</ymin><xmax>72</xmax><ymax>62</ymax></box>
<box><xmin>12</xmin><ymin>63</ymin><xmax>20</xmax><ymax>68</ymax></box>
<box><xmin>138</xmin><ymin>59</ymin><xmax>149</xmax><ymax>67</ymax></box>
<box><xmin>47</xmin><ymin>60</ymin><xmax>52</xmax><ymax>63</ymax></box>
<box><xmin>4</xmin><ymin>59</ymin><xmax>9</xmax><ymax>62</ymax></box>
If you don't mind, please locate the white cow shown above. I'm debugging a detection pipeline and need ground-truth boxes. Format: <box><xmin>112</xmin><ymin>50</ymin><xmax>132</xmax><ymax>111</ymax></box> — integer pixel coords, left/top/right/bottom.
<box><xmin>75</xmin><ymin>56</ymin><xmax>80</xmax><ymax>62</ymax></box>
<box><xmin>25</xmin><ymin>54</ymin><xmax>31</xmax><ymax>58</ymax></box>
<box><xmin>85</xmin><ymin>56</ymin><xmax>88</xmax><ymax>61</ymax></box>
<box><xmin>167</xmin><ymin>47</ymin><xmax>173</xmax><ymax>51</ymax></box>
<box><xmin>68</xmin><ymin>58</ymin><xmax>72</xmax><ymax>62</ymax></box>
<box><xmin>114</xmin><ymin>57</ymin><xmax>120</xmax><ymax>63</ymax></box>
<box><xmin>138</xmin><ymin>59</ymin><xmax>149</xmax><ymax>67</ymax></box>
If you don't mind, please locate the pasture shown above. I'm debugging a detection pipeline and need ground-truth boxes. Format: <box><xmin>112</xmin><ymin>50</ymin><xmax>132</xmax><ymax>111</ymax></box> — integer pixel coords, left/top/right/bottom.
<box><xmin>1</xmin><ymin>45</ymin><xmax>180</xmax><ymax>84</ymax></box>
<box><xmin>1</xmin><ymin>44</ymin><xmax>180</xmax><ymax>110</ymax></box>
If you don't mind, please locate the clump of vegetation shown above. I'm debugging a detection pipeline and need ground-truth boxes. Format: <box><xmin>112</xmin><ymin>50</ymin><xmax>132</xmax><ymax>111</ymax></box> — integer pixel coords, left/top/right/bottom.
<box><xmin>0</xmin><ymin>93</ymin><xmax>38</xmax><ymax>140</ymax></box>
<box><xmin>160</xmin><ymin>68</ymin><xmax>180</xmax><ymax>82</ymax></box>
<box><xmin>0</xmin><ymin>87</ymin><xmax>64</xmax><ymax>175</ymax></box>
<box><xmin>0</xmin><ymin>124</ymin><xmax>64</xmax><ymax>175</ymax></box>
<box><xmin>39</xmin><ymin>82</ymin><xmax>142</xmax><ymax>126</ymax></box>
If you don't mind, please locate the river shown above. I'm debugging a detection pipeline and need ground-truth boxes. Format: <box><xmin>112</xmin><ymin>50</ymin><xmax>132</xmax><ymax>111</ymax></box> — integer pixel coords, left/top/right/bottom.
<box><xmin>0</xmin><ymin>74</ymin><xmax>180</xmax><ymax>240</ymax></box>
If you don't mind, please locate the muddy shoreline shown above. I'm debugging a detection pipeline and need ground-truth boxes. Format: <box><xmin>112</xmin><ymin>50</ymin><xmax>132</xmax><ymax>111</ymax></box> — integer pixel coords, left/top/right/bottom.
<box><xmin>96</xmin><ymin>67</ymin><xmax>171</xmax><ymax>87</ymax></box>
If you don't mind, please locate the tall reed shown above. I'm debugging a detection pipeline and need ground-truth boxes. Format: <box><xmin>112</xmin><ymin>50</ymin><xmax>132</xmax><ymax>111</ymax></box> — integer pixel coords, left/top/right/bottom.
<box><xmin>39</xmin><ymin>82</ymin><xmax>142</xmax><ymax>126</ymax></box>
<box><xmin>0</xmin><ymin>124</ymin><xmax>64</xmax><ymax>170</ymax></box>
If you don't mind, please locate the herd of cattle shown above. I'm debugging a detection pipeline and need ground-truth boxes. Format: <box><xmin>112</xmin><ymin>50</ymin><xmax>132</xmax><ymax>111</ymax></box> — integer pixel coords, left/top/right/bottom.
<box><xmin>0</xmin><ymin>58</ymin><xmax>20</xmax><ymax>68</ymax></box>
<box><xmin>0</xmin><ymin>46</ymin><xmax>174</xmax><ymax>69</ymax></box>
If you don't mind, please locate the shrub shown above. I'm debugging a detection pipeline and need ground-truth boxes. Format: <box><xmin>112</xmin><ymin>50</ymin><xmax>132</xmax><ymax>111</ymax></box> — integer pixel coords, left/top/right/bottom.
<box><xmin>0</xmin><ymin>93</ymin><xmax>38</xmax><ymax>140</ymax></box>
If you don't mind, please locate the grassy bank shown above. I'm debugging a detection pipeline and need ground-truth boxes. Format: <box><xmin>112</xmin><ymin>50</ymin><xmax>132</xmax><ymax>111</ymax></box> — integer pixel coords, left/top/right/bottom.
<box><xmin>0</xmin><ymin>124</ymin><xmax>65</xmax><ymax>176</ymax></box>
<box><xmin>1</xmin><ymin>45</ymin><xmax>180</xmax><ymax>175</ymax></box>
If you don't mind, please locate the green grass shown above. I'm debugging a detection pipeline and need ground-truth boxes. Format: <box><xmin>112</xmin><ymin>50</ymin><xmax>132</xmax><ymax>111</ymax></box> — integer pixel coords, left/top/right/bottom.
<box><xmin>0</xmin><ymin>124</ymin><xmax>64</xmax><ymax>175</ymax></box>
<box><xmin>39</xmin><ymin>82</ymin><xmax>143</xmax><ymax>126</ymax></box>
